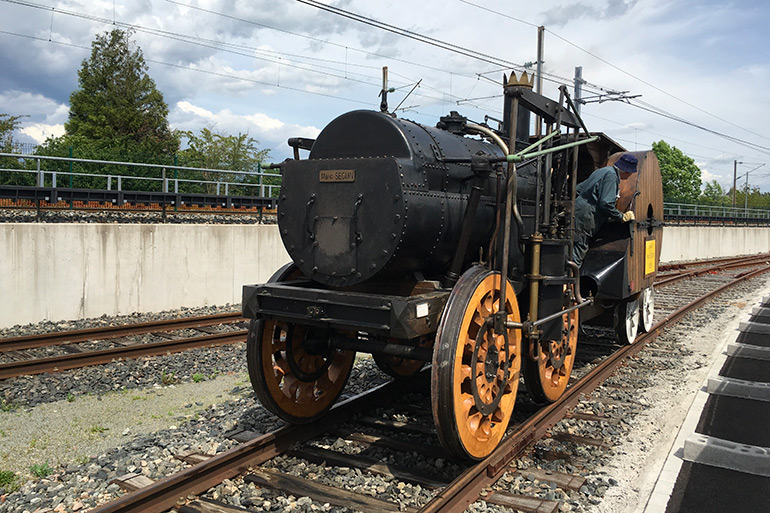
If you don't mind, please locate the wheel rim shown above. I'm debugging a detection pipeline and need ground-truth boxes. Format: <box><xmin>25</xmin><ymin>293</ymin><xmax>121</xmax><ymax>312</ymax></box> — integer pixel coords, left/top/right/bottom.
<box><xmin>614</xmin><ymin>297</ymin><xmax>640</xmax><ymax>345</ymax></box>
<box><xmin>536</xmin><ymin>308</ymin><xmax>578</xmax><ymax>402</ymax></box>
<box><xmin>433</xmin><ymin>267</ymin><xmax>521</xmax><ymax>460</ymax></box>
<box><xmin>260</xmin><ymin>321</ymin><xmax>354</xmax><ymax>420</ymax></box>
<box><xmin>625</xmin><ymin>299</ymin><xmax>640</xmax><ymax>343</ymax></box>
<box><xmin>640</xmin><ymin>287</ymin><xmax>654</xmax><ymax>332</ymax></box>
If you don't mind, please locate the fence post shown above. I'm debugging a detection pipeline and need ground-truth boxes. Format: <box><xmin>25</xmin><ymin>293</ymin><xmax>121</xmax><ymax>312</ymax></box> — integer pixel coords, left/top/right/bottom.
<box><xmin>68</xmin><ymin>146</ymin><xmax>73</xmax><ymax>188</ymax></box>
<box><xmin>107</xmin><ymin>176</ymin><xmax>112</xmax><ymax>190</ymax></box>
<box><xmin>118</xmin><ymin>176</ymin><xmax>122</xmax><ymax>191</ymax></box>
<box><xmin>162</xmin><ymin>167</ymin><xmax>168</xmax><ymax>193</ymax></box>
<box><xmin>52</xmin><ymin>171</ymin><xmax>57</xmax><ymax>188</ymax></box>
<box><xmin>36</xmin><ymin>158</ymin><xmax>43</xmax><ymax>187</ymax></box>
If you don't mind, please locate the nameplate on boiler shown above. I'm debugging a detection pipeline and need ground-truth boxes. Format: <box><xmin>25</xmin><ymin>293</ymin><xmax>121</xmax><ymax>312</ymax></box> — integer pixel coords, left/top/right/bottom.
<box><xmin>319</xmin><ymin>169</ymin><xmax>355</xmax><ymax>182</ymax></box>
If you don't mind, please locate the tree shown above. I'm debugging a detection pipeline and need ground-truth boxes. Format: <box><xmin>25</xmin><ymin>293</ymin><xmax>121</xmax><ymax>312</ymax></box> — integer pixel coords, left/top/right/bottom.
<box><xmin>66</xmin><ymin>29</ymin><xmax>178</xmax><ymax>159</ymax></box>
<box><xmin>699</xmin><ymin>180</ymin><xmax>729</xmax><ymax>206</ymax></box>
<box><xmin>0</xmin><ymin>114</ymin><xmax>32</xmax><ymax>185</ymax></box>
<box><xmin>652</xmin><ymin>140</ymin><xmax>702</xmax><ymax>203</ymax></box>
<box><xmin>34</xmin><ymin>29</ymin><xmax>179</xmax><ymax>189</ymax></box>
<box><xmin>178</xmin><ymin>128</ymin><xmax>272</xmax><ymax>195</ymax></box>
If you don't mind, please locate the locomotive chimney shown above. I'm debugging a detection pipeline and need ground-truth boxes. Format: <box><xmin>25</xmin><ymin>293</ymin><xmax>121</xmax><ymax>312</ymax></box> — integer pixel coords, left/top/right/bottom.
<box><xmin>503</xmin><ymin>71</ymin><xmax>534</xmax><ymax>151</ymax></box>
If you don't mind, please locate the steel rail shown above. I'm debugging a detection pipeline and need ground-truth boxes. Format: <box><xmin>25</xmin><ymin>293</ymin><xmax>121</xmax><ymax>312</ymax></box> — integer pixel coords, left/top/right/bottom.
<box><xmin>0</xmin><ymin>313</ymin><xmax>243</xmax><ymax>353</ymax></box>
<box><xmin>419</xmin><ymin>263</ymin><xmax>770</xmax><ymax>513</ymax></box>
<box><xmin>0</xmin><ymin>330</ymin><xmax>247</xmax><ymax>380</ymax></box>
<box><xmin>658</xmin><ymin>253</ymin><xmax>770</xmax><ymax>272</ymax></box>
<box><xmin>654</xmin><ymin>255</ymin><xmax>770</xmax><ymax>287</ymax></box>
<box><xmin>89</xmin><ymin>375</ymin><xmax>425</xmax><ymax>513</ymax></box>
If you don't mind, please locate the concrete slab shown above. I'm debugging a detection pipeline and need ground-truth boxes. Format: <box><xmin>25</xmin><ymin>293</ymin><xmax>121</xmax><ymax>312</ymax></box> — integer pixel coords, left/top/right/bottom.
<box><xmin>725</xmin><ymin>342</ymin><xmax>770</xmax><ymax>361</ymax></box>
<box><xmin>738</xmin><ymin>320</ymin><xmax>770</xmax><ymax>334</ymax></box>
<box><xmin>683</xmin><ymin>434</ymin><xmax>770</xmax><ymax>477</ymax></box>
<box><xmin>706</xmin><ymin>375</ymin><xmax>770</xmax><ymax>402</ymax></box>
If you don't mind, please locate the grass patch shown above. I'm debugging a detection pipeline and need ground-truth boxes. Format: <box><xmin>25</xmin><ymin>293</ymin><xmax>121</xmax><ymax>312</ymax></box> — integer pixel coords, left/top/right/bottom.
<box><xmin>29</xmin><ymin>462</ymin><xmax>53</xmax><ymax>478</ymax></box>
<box><xmin>89</xmin><ymin>425</ymin><xmax>108</xmax><ymax>434</ymax></box>
<box><xmin>192</xmin><ymin>372</ymin><xmax>205</xmax><ymax>383</ymax></box>
<box><xmin>161</xmin><ymin>370</ymin><xmax>177</xmax><ymax>385</ymax></box>
<box><xmin>0</xmin><ymin>470</ymin><xmax>20</xmax><ymax>492</ymax></box>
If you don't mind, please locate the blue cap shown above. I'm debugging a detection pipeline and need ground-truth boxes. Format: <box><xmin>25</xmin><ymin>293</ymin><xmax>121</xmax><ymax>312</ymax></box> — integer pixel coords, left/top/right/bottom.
<box><xmin>614</xmin><ymin>154</ymin><xmax>638</xmax><ymax>173</ymax></box>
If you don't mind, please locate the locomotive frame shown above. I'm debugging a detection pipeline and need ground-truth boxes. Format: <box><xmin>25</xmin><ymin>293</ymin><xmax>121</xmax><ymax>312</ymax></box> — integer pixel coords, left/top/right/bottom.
<box><xmin>242</xmin><ymin>71</ymin><xmax>663</xmax><ymax>460</ymax></box>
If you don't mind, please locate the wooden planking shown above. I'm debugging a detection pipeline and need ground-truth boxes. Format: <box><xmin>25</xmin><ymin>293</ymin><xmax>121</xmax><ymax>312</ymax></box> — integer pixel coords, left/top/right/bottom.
<box><xmin>244</xmin><ymin>468</ymin><xmax>417</xmax><ymax>513</ymax></box>
<box><xmin>110</xmin><ymin>472</ymin><xmax>156</xmax><ymax>493</ymax></box>
<box><xmin>177</xmin><ymin>497</ymin><xmax>252</xmax><ymax>513</ymax></box>
<box><xmin>565</xmin><ymin>411</ymin><xmax>620</xmax><ymax>425</ymax></box>
<box><xmin>356</xmin><ymin>416</ymin><xmax>436</xmax><ymax>436</ymax></box>
<box><xmin>608</xmin><ymin>150</ymin><xmax>664</xmax><ymax>292</ymax></box>
<box><xmin>551</xmin><ymin>432</ymin><xmax>612</xmax><ymax>449</ymax></box>
<box><xmin>483</xmin><ymin>490</ymin><xmax>560</xmax><ymax>513</ymax></box>
<box><xmin>288</xmin><ymin>445</ymin><xmax>449</xmax><ymax>489</ymax></box>
<box><xmin>513</xmin><ymin>467</ymin><xmax>586</xmax><ymax>491</ymax></box>
<box><xmin>175</xmin><ymin>450</ymin><xmax>213</xmax><ymax>465</ymax></box>
<box><xmin>332</xmin><ymin>428</ymin><xmax>448</xmax><ymax>459</ymax></box>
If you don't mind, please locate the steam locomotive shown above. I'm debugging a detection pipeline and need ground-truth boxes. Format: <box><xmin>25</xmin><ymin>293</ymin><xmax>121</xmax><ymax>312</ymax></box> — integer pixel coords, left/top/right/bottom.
<box><xmin>242</xmin><ymin>72</ymin><xmax>663</xmax><ymax>460</ymax></box>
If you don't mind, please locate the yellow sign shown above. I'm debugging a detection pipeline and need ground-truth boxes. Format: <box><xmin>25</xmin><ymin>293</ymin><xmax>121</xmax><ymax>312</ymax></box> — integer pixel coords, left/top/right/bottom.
<box><xmin>645</xmin><ymin>239</ymin><xmax>656</xmax><ymax>276</ymax></box>
<box><xmin>319</xmin><ymin>169</ymin><xmax>355</xmax><ymax>182</ymax></box>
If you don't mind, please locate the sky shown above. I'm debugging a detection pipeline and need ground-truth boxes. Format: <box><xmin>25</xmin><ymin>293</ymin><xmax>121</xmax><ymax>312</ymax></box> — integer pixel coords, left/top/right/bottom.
<box><xmin>1</xmin><ymin>0</ymin><xmax>769</xmax><ymax>195</ymax></box>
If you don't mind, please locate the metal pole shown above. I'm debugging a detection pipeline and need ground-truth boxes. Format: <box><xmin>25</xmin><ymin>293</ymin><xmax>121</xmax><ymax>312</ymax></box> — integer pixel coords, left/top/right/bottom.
<box><xmin>732</xmin><ymin>160</ymin><xmax>740</xmax><ymax>207</ymax></box>
<box><xmin>36</xmin><ymin>158</ymin><xmax>42</xmax><ymax>187</ymax></box>
<box><xmin>574</xmin><ymin>66</ymin><xmax>583</xmax><ymax>117</ymax></box>
<box><xmin>535</xmin><ymin>26</ymin><xmax>544</xmax><ymax>138</ymax></box>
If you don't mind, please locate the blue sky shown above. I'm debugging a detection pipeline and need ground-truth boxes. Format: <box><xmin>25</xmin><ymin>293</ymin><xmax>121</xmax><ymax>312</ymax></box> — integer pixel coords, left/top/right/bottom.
<box><xmin>1</xmin><ymin>0</ymin><xmax>769</xmax><ymax>194</ymax></box>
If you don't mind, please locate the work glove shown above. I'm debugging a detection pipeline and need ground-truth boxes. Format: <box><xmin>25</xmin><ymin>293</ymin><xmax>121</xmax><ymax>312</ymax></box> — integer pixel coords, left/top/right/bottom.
<box><xmin>622</xmin><ymin>211</ymin><xmax>635</xmax><ymax>223</ymax></box>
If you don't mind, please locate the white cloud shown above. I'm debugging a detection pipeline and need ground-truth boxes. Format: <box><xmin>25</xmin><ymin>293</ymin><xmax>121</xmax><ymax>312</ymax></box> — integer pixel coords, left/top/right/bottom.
<box><xmin>171</xmin><ymin>101</ymin><xmax>321</xmax><ymax>160</ymax></box>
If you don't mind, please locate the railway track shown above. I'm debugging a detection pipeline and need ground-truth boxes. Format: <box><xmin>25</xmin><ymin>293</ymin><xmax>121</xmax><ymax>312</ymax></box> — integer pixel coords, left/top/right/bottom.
<box><xmin>0</xmin><ymin>313</ymin><xmax>246</xmax><ymax>380</ymax></box>
<box><xmin>2</xmin><ymin>254</ymin><xmax>766</xmax><ymax>382</ymax></box>
<box><xmin>73</xmin><ymin>258</ymin><xmax>770</xmax><ymax>513</ymax></box>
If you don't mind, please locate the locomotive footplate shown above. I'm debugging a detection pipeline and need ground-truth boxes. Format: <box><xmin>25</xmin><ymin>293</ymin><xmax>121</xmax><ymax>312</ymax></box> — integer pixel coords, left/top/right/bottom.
<box><xmin>242</xmin><ymin>279</ymin><xmax>449</xmax><ymax>340</ymax></box>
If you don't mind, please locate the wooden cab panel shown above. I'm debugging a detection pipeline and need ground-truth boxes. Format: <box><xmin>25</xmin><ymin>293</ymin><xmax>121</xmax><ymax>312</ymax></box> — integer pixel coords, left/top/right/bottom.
<box><xmin>608</xmin><ymin>150</ymin><xmax>664</xmax><ymax>294</ymax></box>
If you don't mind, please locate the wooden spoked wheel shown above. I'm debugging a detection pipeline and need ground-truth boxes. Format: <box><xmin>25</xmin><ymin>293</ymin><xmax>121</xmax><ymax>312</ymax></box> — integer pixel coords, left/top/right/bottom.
<box><xmin>432</xmin><ymin>266</ymin><xmax>522</xmax><ymax>460</ymax></box>
<box><xmin>524</xmin><ymin>305</ymin><xmax>579</xmax><ymax>403</ymax></box>
<box><xmin>246</xmin><ymin>262</ymin><xmax>355</xmax><ymax>424</ymax></box>
<box><xmin>373</xmin><ymin>337</ymin><xmax>431</xmax><ymax>379</ymax></box>
<box><xmin>615</xmin><ymin>297</ymin><xmax>640</xmax><ymax>345</ymax></box>
<box><xmin>247</xmin><ymin>320</ymin><xmax>355</xmax><ymax>424</ymax></box>
<box><xmin>640</xmin><ymin>287</ymin><xmax>654</xmax><ymax>333</ymax></box>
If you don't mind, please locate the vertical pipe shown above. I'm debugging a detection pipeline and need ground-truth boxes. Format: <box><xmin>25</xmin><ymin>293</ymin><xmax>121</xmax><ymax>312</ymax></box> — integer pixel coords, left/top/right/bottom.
<box><xmin>574</xmin><ymin>66</ymin><xmax>583</xmax><ymax>117</ymax></box>
<box><xmin>498</xmin><ymin>96</ymin><xmax>520</xmax><ymax>323</ymax></box>
<box><xmin>36</xmin><ymin>158</ymin><xmax>42</xmax><ymax>187</ymax></box>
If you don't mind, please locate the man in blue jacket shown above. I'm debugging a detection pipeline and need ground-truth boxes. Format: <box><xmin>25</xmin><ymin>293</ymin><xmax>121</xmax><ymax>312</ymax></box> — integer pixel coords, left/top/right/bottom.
<box><xmin>573</xmin><ymin>154</ymin><xmax>638</xmax><ymax>267</ymax></box>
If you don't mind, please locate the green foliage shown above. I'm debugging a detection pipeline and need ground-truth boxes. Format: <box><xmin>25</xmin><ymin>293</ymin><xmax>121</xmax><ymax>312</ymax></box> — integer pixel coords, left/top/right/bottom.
<box><xmin>66</xmin><ymin>29</ymin><xmax>178</xmax><ymax>157</ymax></box>
<box><xmin>0</xmin><ymin>114</ymin><xmax>32</xmax><ymax>185</ymax></box>
<box><xmin>89</xmin><ymin>425</ymin><xmax>108</xmax><ymax>434</ymax></box>
<box><xmin>29</xmin><ymin>462</ymin><xmax>53</xmax><ymax>478</ymax></box>
<box><xmin>652</xmin><ymin>140</ymin><xmax>702</xmax><ymax>203</ymax></box>
<box><xmin>0</xmin><ymin>399</ymin><xmax>17</xmax><ymax>412</ymax></box>
<box><xmin>699</xmin><ymin>180</ymin><xmax>729</xmax><ymax>206</ymax></box>
<box><xmin>0</xmin><ymin>470</ymin><xmax>20</xmax><ymax>492</ymax></box>
<box><xmin>34</xmin><ymin>29</ymin><xmax>179</xmax><ymax>190</ymax></box>
<box><xmin>192</xmin><ymin>372</ymin><xmax>206</xmax><ymax>383</ymax></box>
<box><xmin>161</xmin><ymin>370</ymin><xmax>177</xmax><ymax>385</ymax></box>
<box><xmin>178</xmin><ymin>127</ymin><xmax>272</xmax><ymax>195</ymax></box>
<box><xmin>66</xmin><ymin>392</ymin><xmax>75</xmax><ymax>403</ymax></box>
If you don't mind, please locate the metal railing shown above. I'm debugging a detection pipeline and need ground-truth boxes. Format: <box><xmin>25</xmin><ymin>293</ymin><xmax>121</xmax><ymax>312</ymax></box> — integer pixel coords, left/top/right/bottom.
<box><xmin>663</xmin><ymin>202</ymin><xmax>770</xmax><ymax>226</ymax></box>
<box><xmin>0</xmin><ymin>152</ymin><xmax>282</xmax><ymax>198</ymax></box>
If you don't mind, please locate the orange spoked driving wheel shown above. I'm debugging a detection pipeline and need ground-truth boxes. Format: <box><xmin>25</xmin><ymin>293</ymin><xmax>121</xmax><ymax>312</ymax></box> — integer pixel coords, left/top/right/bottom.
<box><xmin>432</xmin><ymin>266</ymin><xmax>522</xmax><ymax>460</ymax></box>
<box><xmin>247</xmin><ymin>320</ymin><xmax>355</xmax><ymax>424</ymax></box>
<box><xmin>524</xmin><ymin>304</ymin><xmax>578</xmax><ymax>403</ymax></box>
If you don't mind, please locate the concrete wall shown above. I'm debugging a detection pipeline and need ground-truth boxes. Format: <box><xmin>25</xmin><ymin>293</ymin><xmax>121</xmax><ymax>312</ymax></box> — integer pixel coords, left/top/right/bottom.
<box><xmin>0</xmin><ymin>223</ymin><xmax>289</xmax><ymax>329</ymax></box>
<box><xmin>659</xmin><ymin>226</ymin><xmax>770</xmax><ymax>262</ymax></box>
<box><xmin>1</xmin><ymin>223</ymin><xmax>769</xmax><ymax>329</ymax></box>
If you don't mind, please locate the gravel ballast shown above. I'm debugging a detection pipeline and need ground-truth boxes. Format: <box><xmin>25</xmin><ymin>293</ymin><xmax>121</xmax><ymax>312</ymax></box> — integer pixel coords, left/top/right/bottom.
<box><xmin>1</xmin><ymin>273</ymin><xmax>769</xmax><ymax>513</ymax></box>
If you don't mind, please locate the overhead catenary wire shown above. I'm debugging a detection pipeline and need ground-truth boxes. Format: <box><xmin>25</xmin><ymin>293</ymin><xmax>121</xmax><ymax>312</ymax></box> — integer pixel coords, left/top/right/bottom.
<box><xmin>453</xmin><ymin>0</ymin><xmax>770</xmax><ymax>144</ymax></box>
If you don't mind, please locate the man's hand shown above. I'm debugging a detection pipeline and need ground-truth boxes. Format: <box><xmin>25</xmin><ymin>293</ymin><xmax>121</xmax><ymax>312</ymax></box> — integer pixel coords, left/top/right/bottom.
<box><xmin>622</xmin><ymin>211</ymin><xmax>635</xmax><ymax>223</ymax></box>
